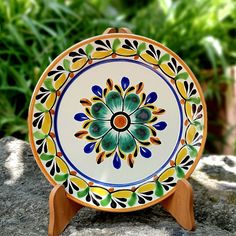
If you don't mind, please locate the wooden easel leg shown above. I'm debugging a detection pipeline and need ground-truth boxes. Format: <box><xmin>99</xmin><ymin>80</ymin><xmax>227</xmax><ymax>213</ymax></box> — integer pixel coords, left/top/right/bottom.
<box><xmin>161</xmin><ymin>179</ymin><xmax>195</xmax><ymax>230</ymax></box>
<box><xmin>48</xmin><ymin>185</ymin><xmax>83</xmax><ymax>236</ymax></box>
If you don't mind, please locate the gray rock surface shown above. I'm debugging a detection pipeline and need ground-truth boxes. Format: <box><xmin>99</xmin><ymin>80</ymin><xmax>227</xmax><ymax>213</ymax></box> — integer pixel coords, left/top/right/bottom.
<box><xmin>0</xmin><ymin>136</ymin><xmax>235</xmax><ymax>236</ymax></box>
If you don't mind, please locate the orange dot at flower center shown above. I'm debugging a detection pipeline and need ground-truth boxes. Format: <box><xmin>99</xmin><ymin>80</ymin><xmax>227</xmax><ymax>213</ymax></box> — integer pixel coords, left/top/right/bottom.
<box><xmin>114</xmin><ymin>115</ymin><xmax>127</xmax><ymax>129</ymax></box>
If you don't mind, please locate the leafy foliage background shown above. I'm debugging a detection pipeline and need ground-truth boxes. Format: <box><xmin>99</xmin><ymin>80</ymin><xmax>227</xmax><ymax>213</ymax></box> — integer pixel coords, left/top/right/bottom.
<box><xmin>0</xmin><ymin>0</ymin><xmax>235</xmax><ymax>153</ymax></box>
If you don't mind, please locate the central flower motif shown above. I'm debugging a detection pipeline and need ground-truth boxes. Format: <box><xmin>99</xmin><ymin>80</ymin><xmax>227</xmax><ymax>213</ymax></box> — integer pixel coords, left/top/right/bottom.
<box><xmin>74</xmin><ymin>77</ymin><xmax>167</xmax><ymax>169</ymax></box>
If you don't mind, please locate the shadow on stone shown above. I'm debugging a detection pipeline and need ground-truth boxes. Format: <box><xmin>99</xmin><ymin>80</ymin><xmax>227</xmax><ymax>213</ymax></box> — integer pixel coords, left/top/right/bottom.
<box><xmin>0</xmin><ymin>137</ymin><xmax>51</xmax><ymax>236</ymax></box>
<box><xmin>200</xmin><ymin>164</ymin><xmax>236</xmax><ymax>182</ymax></box>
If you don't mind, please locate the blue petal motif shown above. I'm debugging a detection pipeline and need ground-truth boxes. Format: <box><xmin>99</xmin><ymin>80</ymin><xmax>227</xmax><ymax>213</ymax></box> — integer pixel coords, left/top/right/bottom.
<box><xmin>74</xmin><ymin>113</ymin><xmax>89</xmax><ymax>121</ymax></box>
<box><xmin>153</xmin><ymin>121</ymin><xmax>167</xmax><ymax>130</ymax></box>
<box><xmin>84</xmin><ymin>142</ymin><xmax>96</xmax><ymax>153</ymax></box>
<box><xmin>92</xmin><ymin>85</ymin><xmax>103</xmax><ymax>98</ymax></box>
<box><xmin>145</xmin><ymin>92</ymin><xmax>158</xmax><ymax>104</ymax></box>
<box><xmin>140</xmin><ymin>147</ymin><xmax>152</xmax><ymax>158</ymax></box>
<box><xmin>113</xmin><ymin>152</ymin><xmax>121</xmax><ymax>169</ymax></box>
<box><xmin>121</xmin><ymin>77</ymin><xmax>130</xmax><ymax>91</ymax></box>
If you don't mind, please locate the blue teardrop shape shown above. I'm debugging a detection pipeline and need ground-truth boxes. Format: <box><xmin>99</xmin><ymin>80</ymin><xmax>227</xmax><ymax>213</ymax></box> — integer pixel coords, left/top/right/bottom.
<box><xmin>84</xmin><ymin>142</ymin><xmax>96</xmax><ymax>153</ymax></box>
<box><xmin>92</xmin><ymin>85</ymin><xmax>103</xmax><ymax>98</ymax></box>
<box><xmin>153</xmin><ymin>121</ymin><xmax>167</xmax><ymax>130</ymax></box>
<box><xmin>140</xmin><ymin>147</ymin><xmax>152</xmax><ymax>158</ymax></box>
<box><xmin>145</xmin><ymin>92</ymin><xmax>158</xmax><ymax>104</ymax></box>
<box><xmin>74</xmin><ymin>113</ymin><xmax>89</xmax><ymax>121</ymax></box>
<box><xmin>121</xmin><ymin>77</ymin><xmax>130</xmax><ymax>91</ymax></box>
<box><xmin>113</xmin><ymin>152</ymin><xmax>121</xmax><ymax>169</ymax></box>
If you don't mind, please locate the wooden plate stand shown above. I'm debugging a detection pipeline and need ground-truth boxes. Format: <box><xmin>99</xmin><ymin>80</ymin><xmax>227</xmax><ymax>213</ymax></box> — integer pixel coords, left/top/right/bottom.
<box><xmin>48</xmin><ymin>28</ymin><xmax>195</xmax><ymax>236</ymax></box>
<box><xmin>48</xmin><ymin>179</ymin><xmax>195</xmax><ymax>236</ymax></box>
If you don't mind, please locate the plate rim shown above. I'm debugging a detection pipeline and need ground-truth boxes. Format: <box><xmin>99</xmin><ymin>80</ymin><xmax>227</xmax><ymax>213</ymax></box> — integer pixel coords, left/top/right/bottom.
<box><xmin>28</xmin><ymin>33</ymin><xmax>207</xmax><ymax>212</ymax></box>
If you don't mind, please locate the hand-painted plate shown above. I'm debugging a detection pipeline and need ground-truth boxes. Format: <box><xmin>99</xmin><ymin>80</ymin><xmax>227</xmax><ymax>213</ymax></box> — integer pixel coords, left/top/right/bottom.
<box><xmin>28</xmin><ymin>33</ymin><xmax>207</xmax><ymax>212</ymax></box>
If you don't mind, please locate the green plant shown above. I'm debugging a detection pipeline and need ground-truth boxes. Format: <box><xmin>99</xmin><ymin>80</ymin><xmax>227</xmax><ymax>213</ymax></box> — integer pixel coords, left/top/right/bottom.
<box><xmin>0</xmin><ymin>0</ymin><xmax>235</xmax><ymax>153</ymax></box>
<box><xmin>131</xmin><ymin>0</ymin><xmax>236</xmax><ymax>153</ymax></box>
<box><xmin>132</xmin><ymin>0</ymin><xmax>235</xmax><ymax>83</ymax></box>
<box><xmin>0</xmin><ymin>0</ymin><xmax>129</xmax><ymax>139</ymax></box>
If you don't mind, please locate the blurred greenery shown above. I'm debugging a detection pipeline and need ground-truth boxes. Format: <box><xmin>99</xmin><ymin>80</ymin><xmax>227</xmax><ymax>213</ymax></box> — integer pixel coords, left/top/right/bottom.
<box><xmin>0</xmin><ymin>0</ymin><xmax>235</xmax><ymax>153</ymax></box>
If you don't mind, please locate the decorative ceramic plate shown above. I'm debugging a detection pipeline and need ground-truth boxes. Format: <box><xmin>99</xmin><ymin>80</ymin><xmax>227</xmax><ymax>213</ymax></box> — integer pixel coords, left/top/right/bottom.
<box><xmin>28</xmin><ymin>33</ymin><xmax>207</xmax><ymax>212</ymax></box>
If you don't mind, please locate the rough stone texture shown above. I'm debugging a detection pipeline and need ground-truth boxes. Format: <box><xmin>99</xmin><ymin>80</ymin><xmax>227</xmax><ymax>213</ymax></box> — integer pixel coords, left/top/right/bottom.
<box><xmin>0</xmin><ymin>136</ymin><xmax>235</xmax><ymax>236</ymax></box>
